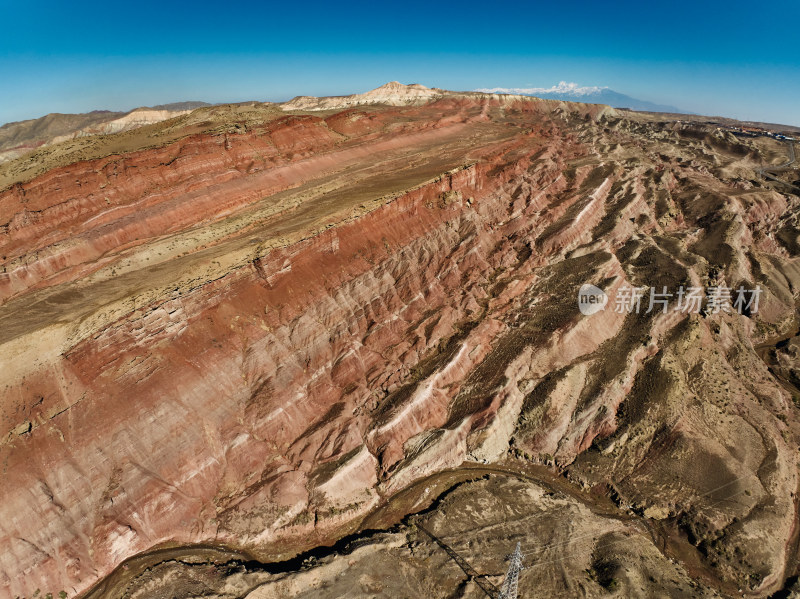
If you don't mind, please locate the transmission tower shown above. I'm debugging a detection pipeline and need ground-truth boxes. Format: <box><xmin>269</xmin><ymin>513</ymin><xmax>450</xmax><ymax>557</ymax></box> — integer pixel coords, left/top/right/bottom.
<box><xmin>497</xmin><ymin>542</ymin><xmax>524</xmax><ymax>599</ymax></box>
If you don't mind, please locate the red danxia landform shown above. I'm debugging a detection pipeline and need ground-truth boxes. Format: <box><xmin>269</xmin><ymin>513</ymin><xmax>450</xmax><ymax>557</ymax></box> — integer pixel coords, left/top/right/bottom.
<box><xmin>2</xmin><ymin>83</ymin><xmax>800</xmax><ymax>598</ymax></box>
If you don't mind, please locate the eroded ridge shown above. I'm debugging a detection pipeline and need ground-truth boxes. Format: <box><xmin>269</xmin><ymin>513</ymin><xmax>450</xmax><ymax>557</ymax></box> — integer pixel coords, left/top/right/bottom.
<box><xmin>1</xmin><ymin>90</ymin><xmax>799</xmax><ymax>599</ymax></box>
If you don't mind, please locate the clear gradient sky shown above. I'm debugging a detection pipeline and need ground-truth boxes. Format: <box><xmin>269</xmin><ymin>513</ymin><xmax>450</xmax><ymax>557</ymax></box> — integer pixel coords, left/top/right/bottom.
<box><xmin>1</xmin><ymin>0</ymin><xmax>799</xmax><ymax>126</ymax></box>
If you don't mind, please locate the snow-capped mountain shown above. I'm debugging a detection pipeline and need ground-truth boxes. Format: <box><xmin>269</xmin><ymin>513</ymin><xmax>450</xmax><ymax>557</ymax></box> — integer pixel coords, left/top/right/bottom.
<box><xmin>477</xmin><ymin>82</ymin><xmax>686</xmax><ymax>114</ymax></box>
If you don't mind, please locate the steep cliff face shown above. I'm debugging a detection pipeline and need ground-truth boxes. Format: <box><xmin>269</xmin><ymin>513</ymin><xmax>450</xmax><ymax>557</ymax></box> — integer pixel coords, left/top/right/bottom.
<box><xmin>1</xmin><ymin>89</ymin><xmax>799</xmax><ymax>598</ymax></box>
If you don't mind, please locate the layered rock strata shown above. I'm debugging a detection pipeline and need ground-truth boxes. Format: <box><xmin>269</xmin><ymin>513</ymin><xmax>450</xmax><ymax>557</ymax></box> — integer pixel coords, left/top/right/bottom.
<box><xmin>0</xmin><ymin>89</ymin><xmax>798</xmax><ymax>598</ymax></box>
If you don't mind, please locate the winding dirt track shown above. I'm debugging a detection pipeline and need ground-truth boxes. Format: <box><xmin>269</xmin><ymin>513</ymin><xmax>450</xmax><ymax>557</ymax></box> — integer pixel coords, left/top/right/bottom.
<box><xmin>758</xmin><ymin>140</ymin><xmax>799</xmax><ymax>191</ymax></box>
<box><xmin>83</xmin><ymin>459</ymin><xmax>764</xmax><ymax>598</ymax></box>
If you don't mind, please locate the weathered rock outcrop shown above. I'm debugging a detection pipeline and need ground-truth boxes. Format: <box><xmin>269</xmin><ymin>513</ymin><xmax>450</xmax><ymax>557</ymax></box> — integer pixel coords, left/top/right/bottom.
<box><xmin>1</xmin><ymin>87</ymin><xmax>799</xmax><ymax>598</ymax></box>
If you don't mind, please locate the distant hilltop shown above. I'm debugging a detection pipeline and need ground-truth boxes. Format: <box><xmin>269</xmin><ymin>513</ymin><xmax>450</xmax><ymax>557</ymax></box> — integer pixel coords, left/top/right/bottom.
<box><xmin>281</xmin><ymin>81</ymin><xmax>445</xmax><ymax>110</ymax></box>
<box><xmin>0</xmin><ymin>101</ymin><xmax>211</xmax><ymax>164</ymax></box>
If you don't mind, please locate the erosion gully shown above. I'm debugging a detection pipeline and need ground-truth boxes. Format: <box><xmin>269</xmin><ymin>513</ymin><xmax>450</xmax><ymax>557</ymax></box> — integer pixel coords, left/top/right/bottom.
<box><xmin>82</xmin><ymin>320</ymin><xmax>800</xmax><ymax>599</ymax></box>
<box><xmin>82</xmin><ymin>454</ymin><xmax>798</xmax><ymax>599</ymax></box>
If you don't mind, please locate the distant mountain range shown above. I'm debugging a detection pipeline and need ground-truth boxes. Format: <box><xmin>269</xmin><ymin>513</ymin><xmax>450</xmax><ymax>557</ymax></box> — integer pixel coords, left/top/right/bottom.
<box><xmin>476</xmin><ymin>82</ymin><xmax>687</xmax><ymax>114</ymax></box>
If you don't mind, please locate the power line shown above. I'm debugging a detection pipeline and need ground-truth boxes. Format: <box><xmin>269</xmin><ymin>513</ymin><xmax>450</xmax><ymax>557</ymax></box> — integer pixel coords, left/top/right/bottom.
<box><xmin>419</xmin><ymin>468</ymin><xmax>760</xmax><ymax>598</ymax></box>
<box><xmin>416</xmin><ymin>522</ymin><xmax>499</xmax><ymax>598</ymax></box>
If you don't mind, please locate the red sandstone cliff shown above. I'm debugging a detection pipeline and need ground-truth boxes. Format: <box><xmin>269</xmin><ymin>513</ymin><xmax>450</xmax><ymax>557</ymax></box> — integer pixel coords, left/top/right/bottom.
<box><xmin>1</xmin><ymin>89</ymin><xmax>799</xmax><ymax>598</ymax></box>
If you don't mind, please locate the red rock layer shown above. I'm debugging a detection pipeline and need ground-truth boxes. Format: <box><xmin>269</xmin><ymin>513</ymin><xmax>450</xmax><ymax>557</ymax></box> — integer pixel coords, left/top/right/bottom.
<box><xmin>0</xmin><ymin>99</ymin><xmax>593</xmax><ymax>596</ymax></box>
<box><xmin>1</xmin><ymin>96</ymin><xmax>797</xmax><ymax>598</ymax></box>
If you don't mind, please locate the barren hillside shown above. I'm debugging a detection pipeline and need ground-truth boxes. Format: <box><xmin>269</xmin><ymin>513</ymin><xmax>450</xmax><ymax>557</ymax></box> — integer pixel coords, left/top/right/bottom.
<box><xmin>1</xmin><ymin>84</ymin><xmax>799</xmax><ymax>599</ymax></box>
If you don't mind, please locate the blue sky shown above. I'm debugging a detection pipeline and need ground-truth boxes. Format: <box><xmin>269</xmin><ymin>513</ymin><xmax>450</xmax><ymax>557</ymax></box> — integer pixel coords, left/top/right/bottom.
<box><xmin>1</xmin><ymin>0</ymin><xmax>799</xmax><ymax>126</ymax></box>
